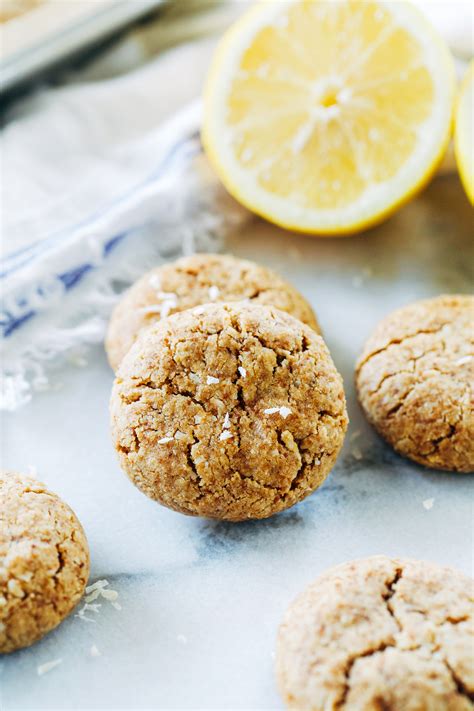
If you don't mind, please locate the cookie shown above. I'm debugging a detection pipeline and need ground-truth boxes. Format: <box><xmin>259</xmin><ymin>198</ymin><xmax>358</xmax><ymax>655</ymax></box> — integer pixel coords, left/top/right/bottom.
<box><xmin>355</xmin><ymin>295</ymin><xmax>474</xmax><ymax>472</ymax></box>
<box><xmin>105</xmin><ymin>253</ymin><xmax>320</xmax><ymax>370</ymax></box>
<box><xmin>110</xmin><ymin>302</ymin><xmax>347</xmax><ymax>521</ymax></box>
<box><xmin>276</xmin><ymin>555</ymin><xmax>474</xmax><ymax>710</ymax></box>
<box><xmin>0</xmin><ymin>471</ymin><xmax>90</xmax><ymax>653</ymax></box>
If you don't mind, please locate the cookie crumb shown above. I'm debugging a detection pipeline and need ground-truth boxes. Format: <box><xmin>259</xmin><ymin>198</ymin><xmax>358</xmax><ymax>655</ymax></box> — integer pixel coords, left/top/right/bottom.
<box><xmin>423</xmin><ymin>498</ymin><xmax>435</xmax><ymax>510</ymax></box>
<box><xmin>206</xmin><ymin>375</ymin><xmax>220</xmax><ymax>385</ymax></box>
<box><xmin>37</xmin><ymin>659</ymin><xmax>62</xmax><ymax>676</ymax></box>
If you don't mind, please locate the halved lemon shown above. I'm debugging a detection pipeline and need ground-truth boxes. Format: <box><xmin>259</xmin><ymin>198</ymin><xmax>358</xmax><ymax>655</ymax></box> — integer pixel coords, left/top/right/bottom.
<box><xmin>203</xmin><ymin>0</ymin><xmax>455</xmax><ymax>235</ymax></box>
<box><xmin>454</xmin><ymin>62</ymin><xmax>474</xmax><ymax>204</ymax></box>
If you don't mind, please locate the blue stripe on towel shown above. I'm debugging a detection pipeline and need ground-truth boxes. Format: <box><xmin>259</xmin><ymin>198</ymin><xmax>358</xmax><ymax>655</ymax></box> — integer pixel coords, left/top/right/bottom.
<box><xmin>1</xmin><ymin>132</ymin><xmax>202</xmax><ymax>339</ymax></box>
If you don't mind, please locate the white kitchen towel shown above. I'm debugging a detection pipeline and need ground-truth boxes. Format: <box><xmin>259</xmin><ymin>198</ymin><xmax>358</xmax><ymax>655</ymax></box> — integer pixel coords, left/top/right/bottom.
<box><xmin>1</xmin><ymin>0</ymin><xmax>472</xmax><ymax>410</ymax></box>
<box><xmin>0</xmin><ymin>22</ymin><xmax>251</xmax><ymax>410</ymax></box>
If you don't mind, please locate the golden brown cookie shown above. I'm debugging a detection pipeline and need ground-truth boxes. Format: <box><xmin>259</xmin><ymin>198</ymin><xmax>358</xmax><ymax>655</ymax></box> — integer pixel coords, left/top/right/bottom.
<box><xmin>110</xmin><ymin>302</ymin><xmax>347</xmax><ymax>521</ymax></box>
<box><xmin>276</xmin><ymin>555</ymin><xmax>474</xmax><ymax>711</ymax></box>
<box><xmin>355</xmin><ymin>295</ymin><xmax>474</xmax><ymax>472</ymax></box>
<box><xmin>0</xmin><ymin>471</ymin><xmax>90</xmax><ymax>653</ymax></box>
<box><xmin>105</xmin><ymin>253</ymin><xmax>320</xmax><ymax>371</ymax></box>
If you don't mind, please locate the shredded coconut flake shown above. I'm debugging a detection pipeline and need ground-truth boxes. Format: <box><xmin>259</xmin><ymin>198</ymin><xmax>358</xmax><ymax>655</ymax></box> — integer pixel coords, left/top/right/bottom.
<box><xmin>86</xmin><ymin>580</ymin><xmax>109</xmax><ymax>594</ymax></box>
<box><xmin>83</xmin><ymin>603</ymin><xmax>101</xmax><ymax>613</ymax></box>
<box><xmin>148</xmin><ymin>274</ymin><xmax>161</xmax><ymax>290</ymax></box>
<box><xmin>158</xmin><ymin>436</ymin><xmax>174</xmax><ymax>444</ymax></box>
<box><xmin>75</xmin><ymin>613</ymin><xmax>95</xmax><ymax>623</ymax></box>
<box><xmin>219</xmin><ymin>431</ymin><xmax>233</xmax><ymax>441</ymax></box>
<box><xmin>90</xmin><ymin>644</ymin><xmax>101</xmax><ymax>657</ymax></box>
<box><xmin>223</xmin><ymin>413</ymin><xmax>231</xmax><ymax>429</ymax></box>
<box><xmin>189</xmin><ymin>373</ymin><xmax>201</xmax><ymax>384</ymax></box>
<box><xmin>352</xmin><ymin>446</ymin><xmax>363</xmax><ymax>461</ymax></box>
<box><xmin>100</xmin><ymin>589</ymin><xmax>118</xmax><ymax>602</ymax></box>
<box><xmin>193</xmin><ymin>306</ymin><xmax>206</xmax><ymax>315</ymax></box>
<box><xmin>423</xmin><ymin>498</ymin><xmax>435</xmax><ymax>510</ymax></box>
<box><xmin>37</xmin><ymin>659</ymin><xmax>62</xmax><ymax>676</ymax></box>
<box><xmin>83</xmin><ymin>579</ymin><xmax>120</xmax><ymax>612</ymax></box>
<box><xmin>264</xmin><ymin>406</ymin><xmax>291</xmax><ymax>417</ymax></box>
<box><xmin>206</xmin><ymin>375</ymin><xmax>220</xmax><ymax>385</ymax></box>
<box><xmin>263</xmin><ymin>407</ymin><xmax>280</xmax><ymax>415</ymax></box>
<box><xmin>455</xmin><ymin>355</ymin><xmax>472</xmax><ymax>366</ymax></box>
<box><xmin>27</xmin><ymin>464</ymin><xmax>38</xmax><ymax>478</ymax></box>
<box><xmin>139</xmin><ymin>305</ymin><xmax>163</xmax><ymax>315</ymax></box>
<box><xmin>238</xmin><ymin>366</ymin><xmax>247</xmax><ymax>378</ymax></box>
<box><xmin>84</xmin><ymin>590</ymin><xmax>101</xmax><ymax>603</ymax></box>
<box><xmin>142</xmin><ymin>291</ymin><xmax>178</xmax><ymax>319</ymax></box>
<box><xmin>111</xmin><ymin>601</ymin><xmax>122</xmax><ymax>611</ymax></box>
<box><xmin>208</xmin><ymin>285</ymin><xmax>220</xmax><ymax>300</ymax></box>
<box><xmin>194</xmin><ymin>415</ymin><xmax>203</xmax><ymax>424</ymax></box>
<box><xmin>69</xmin><ymin>355</ymin><xmax>88</xmax><ymax>368</ymax></box>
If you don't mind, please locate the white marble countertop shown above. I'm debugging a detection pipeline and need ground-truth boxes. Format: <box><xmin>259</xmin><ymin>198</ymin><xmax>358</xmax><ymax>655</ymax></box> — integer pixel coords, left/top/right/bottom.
<box><xmin>1</xmin><ymin>175</ymin><xmax>473</xmax><ymax>710</ymax></box>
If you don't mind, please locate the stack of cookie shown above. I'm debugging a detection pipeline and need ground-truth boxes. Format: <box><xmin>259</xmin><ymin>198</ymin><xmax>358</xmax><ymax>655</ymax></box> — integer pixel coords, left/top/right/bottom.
<box><xmin>107</xmin><ymin>253</ymin><xmax>349</xmax><ymax>521</ymax></box>
<box><xmin>1</xmin><ymin>253</ymin><xmax>472</xmax><ymax>711</ymax></box>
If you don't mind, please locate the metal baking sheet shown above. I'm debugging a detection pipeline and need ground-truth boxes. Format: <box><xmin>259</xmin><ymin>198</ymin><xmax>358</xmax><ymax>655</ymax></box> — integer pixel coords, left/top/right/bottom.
<box><xmin>0</xmin><ymin>0</ymin><xmax>164</xmax><ymax>93</ymax></box>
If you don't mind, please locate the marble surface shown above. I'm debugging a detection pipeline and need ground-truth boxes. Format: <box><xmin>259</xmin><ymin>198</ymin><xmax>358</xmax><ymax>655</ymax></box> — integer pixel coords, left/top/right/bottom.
<box><xmin>1</xmin><ymin>175</ymin><xmax>473</xmax><ymax>710</ymax></box>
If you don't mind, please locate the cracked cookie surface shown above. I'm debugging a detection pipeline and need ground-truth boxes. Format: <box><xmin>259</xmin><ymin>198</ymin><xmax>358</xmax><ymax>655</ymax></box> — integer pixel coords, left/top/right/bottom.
<box><xmin>0</xmin><ymin>471</ymin><xmax>90</xmax><ymax>653</ymax></box>
<box><xmin>276</xmin><ymin>555</ymin><xmax>474</xmax><ymax>711</ymax></box>
<box><xmin>105</xmin><ymin>253</ymin><xmax>320</xmax><ymax>371</ymax></box>
<box><xmin>356</xmin><ymin>295</ymin><xmax>474</xmax><ymax>472</ymax></box>
<box><xmin>110</xmin><ymin>302</ymin><xmax>347</xmax><ymax>521</ymax></box>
